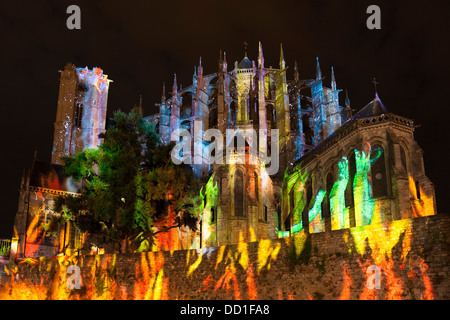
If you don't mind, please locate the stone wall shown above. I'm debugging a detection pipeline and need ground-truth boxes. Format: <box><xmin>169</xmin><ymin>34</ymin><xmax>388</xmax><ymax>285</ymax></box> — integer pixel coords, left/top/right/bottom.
<box><xmin>0</xmin><ymin>213</ymin><xmax>448</xmax><ymax>300</ymax></box>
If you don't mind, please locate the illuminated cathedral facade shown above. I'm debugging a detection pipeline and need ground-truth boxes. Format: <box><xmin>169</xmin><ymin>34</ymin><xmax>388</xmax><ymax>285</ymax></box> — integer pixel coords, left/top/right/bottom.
<box><xmin>11</xmin><ymin>43</ymin><xmax>437</xmax><ymax>258</ymax></box>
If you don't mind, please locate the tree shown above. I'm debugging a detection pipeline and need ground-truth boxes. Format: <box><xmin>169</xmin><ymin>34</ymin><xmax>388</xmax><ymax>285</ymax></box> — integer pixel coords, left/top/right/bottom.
<box><xmin>53</xmin><ymin>108</ymin><xmax>201</xmax><ymax>253</ymax></box>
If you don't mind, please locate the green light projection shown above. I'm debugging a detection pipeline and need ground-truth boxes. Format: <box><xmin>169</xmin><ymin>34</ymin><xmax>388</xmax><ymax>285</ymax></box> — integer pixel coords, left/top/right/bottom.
<box><xmin>278</xmin><ymin>142</ymin><xmax>383</xmax><ymax>237</ymax></box>
<box><xmin>353</xmin><ymin>143</ymin><xmax>382</xmax><ymax>227</ymax></box>
<box><xmin>200</xmin><ymin>173</ymin><xmax>219</xmax><ymax>246</ymax></box>
<box><xmin>280</xmin><ymin>166</ymin><xmax>308</xmax><ymax>231</ymax></box>
<box><xmin>330</xmin><ymin>157</ymin><xmax>349</xmax><ymax>230</ymax></box>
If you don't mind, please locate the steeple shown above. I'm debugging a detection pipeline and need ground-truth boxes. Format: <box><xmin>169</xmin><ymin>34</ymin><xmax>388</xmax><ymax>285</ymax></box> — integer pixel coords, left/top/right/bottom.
<box><xmin>218</xmin><ymin>49</ymin><xmax>223</xmax><ymax>68</ymax></box>
<box><xmin>172</xmin><ymin>73</ymin><xmax>178</xmax><ymax>110</ymax></box>
<box><xmin>223</xmin><ymin>51</ymin><xmax>227</xmax><ymax>71</ymax></box>
<box><xmin>218</xmin><ymin>50</ymin><xmax>224</xmax><ymax>95</ymax></box>
<box><xmin>345</xmin><ymin>89</ymin><xmax>350</xmax><ymax>107</ymax></box>
<box><xmin>197</xmin><ymin>56</ymin><xmax>203</xmax><ymax>77</ymax></box>
<box><xmin>172</xmin><ymin>73</ymin><xmax>177</xmax><ymax>96</ymax></box>
<box><xmin>258</xmin><ymin>41</ymin><xmax>264</xmax><ymax>69</ymax></box>
<box><xmin>294</xmin><ymin>60</ymin><xmax>299</xmax><ymax>81</ymax></box>
<box><xmin>342</xmin><ymin>89</ymin><xmax>353</xmax><ymax>122</ymax></box>
<box><xmin>243</xmin><ymin>40</ymin><xmax>248</xmax><ymax>58</ymax></box>
<box><xmin>331</xmin><ymin>66</ymin><xmax>336</xmax><ymax>91</ymax></box>
<box><xmin>315</xmin><ymin>56</ymin><xmax>322</xmax><ymax>81</ymax></box>
<box><xmin>158</xmin><ymin>82</ymin><xmax>170</xmax><ymax>145</ymax></box>
<box><xmin>279</xmin><ymin>43</ymin><xmax>285</xmax><ymax>69</ymax></box>
<box><xmin>170</xmin><ymin>73</ymin><xmax>180</xmax><ymax>137</ymax></box>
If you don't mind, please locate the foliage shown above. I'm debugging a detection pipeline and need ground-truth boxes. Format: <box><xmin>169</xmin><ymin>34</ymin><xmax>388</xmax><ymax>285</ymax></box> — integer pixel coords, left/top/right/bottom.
<box><xmin>53</xmin><ymin>108</ymin><xmax>201</xmax><ymax>253</ymax></box>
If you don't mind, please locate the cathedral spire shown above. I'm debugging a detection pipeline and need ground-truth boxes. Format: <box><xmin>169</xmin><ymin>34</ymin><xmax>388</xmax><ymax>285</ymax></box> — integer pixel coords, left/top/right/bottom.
<box><xmin>331</xmin><ymin>66</ymin><xmax>336</xmax><ymax>91</ymax></box>
<box><xmin>294</xmin><ymin>60</ymin><xmax>299</xmax><ymax>81</ymax></box>
<box><xmin>279</xmin><ymin>43</ymin><xmax>285</xmax><ymax>68</ymax></box>
<box><xmin>345</xmin><ymin>89</ymin><xmax>350</xmax><ymax>107</ymax></box>
<box><xmin>243</xmin><ymin>40</ymin><xmax>248</xmax><ymax>58</ymax></box>
<box><xmin>258</xmin><ymin>41</ymin><xmax>264</xmax><ymax>69</ymax></box>
<box><xmin>197</xmin><ymin>56</ymin><xmax>203</xmax><ymax>77</ymax></box>
<box><xmin>172</xmin><ymin>73</ymin><xmax>178</xmax><ymax>97</ymax></box>
<box><xmin>316</xmin><ymin>56</ymin><xmax>322</xmax><ymax>81</ymax></box>
<box><xmin>342</xmin><ymin>89</ymin><xmax>353</xmax><ymax>122</ymax></box>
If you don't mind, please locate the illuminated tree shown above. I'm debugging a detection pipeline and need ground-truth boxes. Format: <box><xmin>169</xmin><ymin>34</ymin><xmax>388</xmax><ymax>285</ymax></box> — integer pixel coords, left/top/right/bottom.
<box><xmin>54</xmin><ymin>108</ymin><xmax>200</xmax><ymax>253</ymax></box>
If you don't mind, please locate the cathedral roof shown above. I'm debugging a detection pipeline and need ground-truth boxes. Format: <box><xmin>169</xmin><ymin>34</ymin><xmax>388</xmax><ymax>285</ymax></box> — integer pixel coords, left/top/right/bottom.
<box><xmin>351</xmin><ymin>93</ymin><xmax>388</xmax><ymax>120</ymax></box>
<box><xmin>238</xmin><ymin>57</ymin><xmax>253</xmax><ymax>69</ymax></box>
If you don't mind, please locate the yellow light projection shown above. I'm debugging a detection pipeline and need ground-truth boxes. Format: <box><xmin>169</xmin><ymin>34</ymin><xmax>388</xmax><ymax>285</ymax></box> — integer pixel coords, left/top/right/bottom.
<box><xmin>0</xmin><ymin>214</ymin><xmax>441</xmax><ymax>301</ymax></box>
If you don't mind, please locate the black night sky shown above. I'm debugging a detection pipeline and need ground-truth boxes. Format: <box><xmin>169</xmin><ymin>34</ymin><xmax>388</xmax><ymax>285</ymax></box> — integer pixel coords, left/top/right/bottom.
<box><xmin>0</xmin><ymin>0</ymin><xmax>449</xmax><ymax>238</ymax></box>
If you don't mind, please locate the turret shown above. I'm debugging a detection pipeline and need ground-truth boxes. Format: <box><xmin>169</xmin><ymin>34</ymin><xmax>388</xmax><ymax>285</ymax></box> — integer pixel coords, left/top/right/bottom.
<box><xmin>309</xmin><ymin>57</ymin><xmax>327</xmax><ymax>145</ymax></box>
<box><xmin>326</xmin><ymin>66</ymin><xmax>342</xmax><ymax>135</ymax></box>
<box><xmin>157</xmin><ymin>82</ymin><xmax>170</xmax><ymax>144</ymax></box>
<box><xmin>341</xmin><ymin>89</ymin><xmax>353</xmax><ymax>122</ymax></box>
<box><xmin>294</xmin><ymin>60</ymin><xmax>299</xmax><ymax>82</ymax></box>
<box><xmin>169</xmin><ymin>73</ymin><xmax>180</xmax><ymax>136</ymax></box>
<box><xmin>276</xmin><ymin>43</ymin><xmax>291</xmax><ymax>140</ymax></box>
<box><xmin>257</xmin><ymin>42</ymin><xmax>267</xmax><ymax>135</ymax></box>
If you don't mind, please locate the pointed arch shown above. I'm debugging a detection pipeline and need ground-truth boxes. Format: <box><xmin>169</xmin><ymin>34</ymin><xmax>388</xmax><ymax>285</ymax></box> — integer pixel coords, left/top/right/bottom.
<box><xmin>323</xmin><ymin>172</ymin><xmax>334</xmax><ymax>219</ymax></box>
<box><xmin>234</xmin><ymin>169</ymin><xmax>244</xmax><ymax>217</ymax></box>
<box><xmin>301</xmin><ymin>179</ymin><xmax>313</xmax><ymax>233</ymax></box>
<box><xmin>371</xmin><ymin>143</ymin><xmax>389</xmax><ymax>198</ymax></box>
<box><xmin>266</xmin><ymin>104</ymin><xmax>276</xmax><ymax>129</ymax></box>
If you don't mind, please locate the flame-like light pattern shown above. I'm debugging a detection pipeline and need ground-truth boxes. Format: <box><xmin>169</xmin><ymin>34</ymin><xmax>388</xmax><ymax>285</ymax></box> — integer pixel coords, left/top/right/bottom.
<box><xmin>0</xmin><ymin>213</ymin><xmax>443</xmax><ymax>300</ymax></box>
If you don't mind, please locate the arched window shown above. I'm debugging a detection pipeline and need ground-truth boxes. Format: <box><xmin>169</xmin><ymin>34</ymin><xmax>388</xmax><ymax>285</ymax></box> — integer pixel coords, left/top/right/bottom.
<box><xmin>211</xmin><ymin>207</ymin><xmax>216</xmax><ymax>223</ymax></box>
<box><xmin>322</xmin><ymin>172</ymin><xmax>334</xmax><ymax>219</ymax></box>
<box><xmin>75</xmin><ymin>103</ymin><xmax>83</xmax><ymax>128</ymax></box>
<box><xmin>400</xmin><ymin>145</ymin><xmax>407</xmax><ymax>172</ymax></box>
<box><xmin>230</xmin><ymin>101</ymin><xmax>237</xmax><ymax>123</ymax></box>
<box><xmin>209</xmin><ymin>106</ymin><xmax>218</xmax><ymax>129</ymax></box>
<box><xmin>302</xmin><ymin>115</ymin><xmax>313</xmax><ymax>146</ymax></box>
<box><xmin>181</xmin><ymin>93</ymin><xmax>192</xmax><ymax>109</ymax></box>
<box><xmin>302</xmin><ymin>181</ymin><xmax>313</xmax><ymax>233</ymax></box>
<box><xmin>266</xmin><ymin>104</ymin><xmax>276</xmax><ymax>129</ymax></box>
<box><xmin>371</xmin><ymin>144</ymin><xmax>388</xmax><ymax>198</ymax></box>
<box><xmin>240</xmin><ymin>90</ymin><xmax>249</xmax><ymax>121</ymax></box>
<box><xmin>234</xmin><ymin>170</ymin><xmax>244</xmax><ymax>217</ymax></box>
<box><xmin>289</xmin><ymin>188</ymin><xmax>295</xmax><ymax>219</ymax></box>
<box><xmin>415</xmin><ymin>181</ymin><xmax>421</xmax><ymax>200</ymax></box>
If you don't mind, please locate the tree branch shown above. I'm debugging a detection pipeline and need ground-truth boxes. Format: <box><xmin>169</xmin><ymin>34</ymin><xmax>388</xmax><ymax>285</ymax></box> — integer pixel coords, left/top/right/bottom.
<box><xmin>152</xmin><ymin>223</ymin><xmax>180</xmax><ymax>236</ymax></box>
